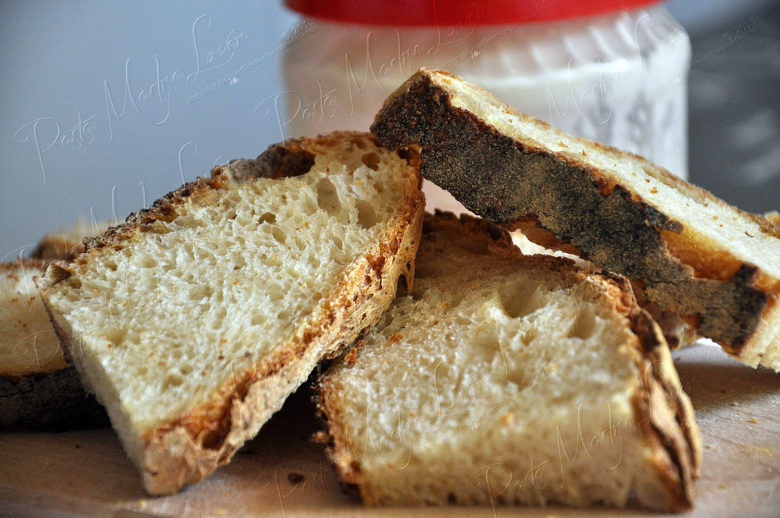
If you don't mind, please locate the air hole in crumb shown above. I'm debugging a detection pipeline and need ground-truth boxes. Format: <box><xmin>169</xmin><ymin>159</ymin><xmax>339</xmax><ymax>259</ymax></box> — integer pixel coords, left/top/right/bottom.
<box><xmin>497</xmin><ymin>282</ymin><xmax>543</xmax><ymax>319</ymax></box>
<box><xmin>316</xmin><ymin>178</ymin><xmax>341</xmax><ymax>215</ymax></box>
<box><xmin>251</xmin><ymin>314</ymin><xmax>265</xmax><ymax>326</ymax></box>
<box><xmin>106</xmin><ymin>327</ymin><xmax>127</xmax><ymax>346</ymax></box>
<box><xmin>396</xmin><ymin>276</ymin><xmax>410</xmax><ymax>298</ymax></box>
<box><xmin>136</xmin><ymin>254</ymin><xmax>157</xmax><ymax>268</ymax></box>
<box><xmin>272</xmin><ymin>227</ymin><xmax>287</xmax><ymax>244</ymax></box>
<box><xmin>188</xmin><ymin>284</ymin><xmax>213</xmax><ymax>301</ymax></box>
<box><xmin>522</xmin><ymin>327</ymin><xmax>538</xmax><ymax>343</ymax></box>
<box><xmin>568</xmin><ymin>310</ymin><xmax>596</xmax><ymax>339</ymax></box>
<box><xmin>356</xmin><ymin>200</ymin><xmax>378</xmax><ymax>228</ymax></box>
<box><xmin>164</xmin><ymin>373</ymin><xmax>184</xmax><ymax>388</ymax></box>
<box><xmin>361</xmin><ymin>152</ymin><xmax>380</xmax><ymax>170</ymax></box>
<box><xmin>258</xmin><ymin>212</ymin><xmax>276</xmax><ymax>224</ymax></box>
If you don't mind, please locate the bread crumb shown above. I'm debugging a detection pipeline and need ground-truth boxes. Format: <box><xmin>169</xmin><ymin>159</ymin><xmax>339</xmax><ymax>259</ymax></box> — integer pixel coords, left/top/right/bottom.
<box><xmin>650</xmin><ymin>187</ymin><xmax>658</xmax><ymax>194</ymax></box>
<box><xmin>312</xmin><ymin>431</ymin><xmax>330</xmax><ymax>444</ymax></box>
<box><xmin>212</xmin><ymin>508</ymin><xmax>228</xmax><ymax>516</ymax></box>
<box><xmin>344</xmin><ymin>341</ymin><xmax>365</xmax><ymax>367</ymax></box>
<box><xmin>388</xmin><ymin>333</ymin><xmax>404</xmax><ymax>346</ymax></box>
<box><xmin>138</xmin><ymin>499</ymin><xmax>147</xmax><ymax>509</ymax></box>
<box><xmin>731</xmin><ymin>401</ymin><xmax>739</xmax><ymax>406</ymax></box>
<box><xmin>501</xmin><ymin>413</ymin><xmax>513</xmax><ymax>425</ymax></box>
<box><xmin>749</xmin><ymin>417</ymin><xmax>759</xmax><ymax>423</ymax></box>
<box><xmin>288</xmin><ymin>472</ymin><xmax>305</xmax><ymax>484</ymax></box>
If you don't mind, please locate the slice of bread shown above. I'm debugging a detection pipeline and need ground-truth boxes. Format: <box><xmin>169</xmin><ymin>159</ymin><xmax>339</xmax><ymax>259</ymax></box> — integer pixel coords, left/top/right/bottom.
<box><xmin>1</xmin><ymin>259</ymin><xmax>105</xmax><ymax>429</ymax></box>
<box><xmin>318</xmin><ymin>212</ymin><xmax>701</xmax><ymax>511</ymax></box>
<box><xmin>2</xmin><ymin>232</ymin><xmax>109</xmax><ymax>430</ymax></box>
<box><xmin>372</xmin><ymin>68</ymin><xmax>780</xmax><ymax>370</ymax></box>
<box><xmin>38</xmin><ymin>131</ymin><xmax>425</xmax><ymax>495</ymax></box>
<box><xmin>508</xmin><ymin>225</ymin><xmax>700</xmax><ymax>350</ymax></box>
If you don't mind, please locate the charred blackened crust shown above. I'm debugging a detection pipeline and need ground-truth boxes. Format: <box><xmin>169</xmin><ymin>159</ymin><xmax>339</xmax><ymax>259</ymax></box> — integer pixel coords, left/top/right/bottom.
<box><xmin>371</xmin><ymin>69</ymin><xmax>777</xmax><ymax>364</ymax></box>
<box><xmin>0</xmin><ymin>367</ymin><xmax>108</xmax><ymax>430</ymax></box>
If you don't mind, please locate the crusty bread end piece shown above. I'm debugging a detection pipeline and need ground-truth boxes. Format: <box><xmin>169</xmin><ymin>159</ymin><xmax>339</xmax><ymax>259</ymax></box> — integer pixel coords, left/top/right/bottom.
<box><xmin>1</xmin><ymin>259</ymin><xmax>106</xmax><ymax>430</ymax></box>
<box><xmin>38</xmin><ymin>131</ymin><xmax>424</xmax><ymax>494</ymax></box>
<box><xmin>319</xmin><ymin>212</ymin><xmax>701</xmax><ymax>511</ymax></box>
<box><xmin>372</xmin><ymin>68</ymin><xmax>780</xmax><ymax>370</ymax></box>
<box><xmin>31</xmin><ymin>220</ymin><xmax>109</xmax><ymax>261</ymax></box>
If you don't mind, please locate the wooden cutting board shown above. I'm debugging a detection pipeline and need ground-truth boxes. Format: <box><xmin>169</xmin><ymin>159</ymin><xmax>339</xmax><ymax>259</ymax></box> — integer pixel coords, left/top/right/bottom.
<box><xmin>0</xmin><ymin>343</ymin><xmax>777</xmax><ymax>518</ymax></box>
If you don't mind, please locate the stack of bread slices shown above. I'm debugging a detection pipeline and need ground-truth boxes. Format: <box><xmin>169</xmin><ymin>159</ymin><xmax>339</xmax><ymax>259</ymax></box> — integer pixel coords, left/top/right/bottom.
<box><xmin>13</xmin><ymin>69</ymin><xmax>777</xmax><ymax>511</ymax></box>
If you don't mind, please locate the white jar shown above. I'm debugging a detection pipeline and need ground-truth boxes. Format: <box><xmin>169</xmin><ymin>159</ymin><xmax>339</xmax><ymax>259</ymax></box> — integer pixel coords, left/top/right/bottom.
<box><xmin>281</xmin><ymin>1</ymin><xmax>690</xmax><ymax>180</ymax></box>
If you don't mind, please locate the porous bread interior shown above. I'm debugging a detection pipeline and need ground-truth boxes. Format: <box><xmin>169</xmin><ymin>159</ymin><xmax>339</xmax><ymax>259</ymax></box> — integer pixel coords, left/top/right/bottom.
<box><xmin>45</xmin><ymin>138</ymin><xmax>415</xmax><ymax>445</ymax></box>
<box><xmin>0</xmin><ymin>262</ymin><xmax>66</xmax><ymax>377</ymax></box>
<box><xmin>435</xmin><ymin>72</ymin><xmax>780</xmax><ymax>279</ymax></box>
<box><xmin>324</xmin><ymin>220</ymin><xmax>670</xmax><ymax>508</ymax></box>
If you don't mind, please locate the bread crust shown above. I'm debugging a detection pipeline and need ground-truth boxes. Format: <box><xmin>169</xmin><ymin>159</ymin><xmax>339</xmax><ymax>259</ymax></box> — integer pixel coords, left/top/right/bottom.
<box><xmin>318</xmin><ymin>212</ymin><xmax>700</xmax><ymax>511</ymax></box>
<box><xmin>39</xmin><ymin>131</ymin><xmax>425</xmax><ymax>494</ymax></box>
<box><xmin>371</xmin><ymin>69</ymin><xmax>779</xmax><ymax>369</ymax></box>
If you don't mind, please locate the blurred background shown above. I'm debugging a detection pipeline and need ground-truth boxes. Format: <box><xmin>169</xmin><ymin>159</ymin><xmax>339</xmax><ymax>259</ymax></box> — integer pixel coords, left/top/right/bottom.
<box><xmin>1</xmin><ymin>0</ymin><xmax>778</xmax><ymax>260</ymax></box>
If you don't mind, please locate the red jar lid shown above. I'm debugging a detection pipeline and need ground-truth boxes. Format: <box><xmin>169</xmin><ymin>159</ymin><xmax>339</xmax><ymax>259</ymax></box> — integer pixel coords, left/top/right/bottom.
<box><xmin>285</xmin><ymin>0</ymin><xmax>661</xmax><ymax>26</ymax></box>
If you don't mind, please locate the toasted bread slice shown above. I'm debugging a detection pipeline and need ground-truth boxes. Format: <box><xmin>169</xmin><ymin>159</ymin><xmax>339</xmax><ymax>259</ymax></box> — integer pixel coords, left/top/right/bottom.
<box><xmin>38</xmin><ymin>132</ymin><xmax>424</xmax><ymax>495</ymax></box>
<box><xmin>372</xmin><ymin>68</ymin><xmax>780</xmax><ymax>369</ymax></box>
<box><xmin>319</xmin><ymin>212</ymin><xmax>701</xmax><ymax>511</ymax></box>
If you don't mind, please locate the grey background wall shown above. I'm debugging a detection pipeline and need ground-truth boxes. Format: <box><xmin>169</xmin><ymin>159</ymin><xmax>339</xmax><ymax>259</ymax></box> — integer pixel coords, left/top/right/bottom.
<box><xmin>1</xmin><ymin>1</ymin><xmax>778</xmax><ymax>260</ymax></box>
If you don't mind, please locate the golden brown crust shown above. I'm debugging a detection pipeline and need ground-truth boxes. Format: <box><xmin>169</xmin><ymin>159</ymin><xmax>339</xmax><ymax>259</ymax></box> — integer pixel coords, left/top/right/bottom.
<box><xmin>371</xmin><ymin>69</ymin><xmax>777</xmax><ymax>365</ymax></box>
<box><xmin>318</xmin><ymin>212</ymin><xmax>700</xmax><ymax>511</ymax></box>
<box><xmin>39</xmin><ymin>131</ymin><xmax>424</xmax><ymax>495</ymax></box>
<box><xmin>628</xmin><ymin>310</ymin><xmax>701</xmax><ymax>511</ymax></box>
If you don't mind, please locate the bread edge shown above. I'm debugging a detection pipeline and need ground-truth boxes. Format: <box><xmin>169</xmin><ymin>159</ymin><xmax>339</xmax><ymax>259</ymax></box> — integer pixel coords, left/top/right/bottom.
<box><xmin>316</xmin><ymin>212</ymin><xmax>700</xmax><ymax>511</ymax></box>
<box><xmin>38</xmin><ymin>131</ymin><xmax>425</xmax><ymax>494</ymax></box>
<box><xmin>370</xmin><ymin>68</ymin><xmax>778</xmax><ymax>369</ymax></box>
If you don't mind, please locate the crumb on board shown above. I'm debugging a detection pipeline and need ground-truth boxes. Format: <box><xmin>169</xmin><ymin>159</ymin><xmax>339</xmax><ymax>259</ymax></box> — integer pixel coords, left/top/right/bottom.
<box><xmin>288</xmin><ymin>472</ymin><xmax>305</xmax><ymax>484</ymax></box>
<box><xmin>344</xmin><ymin>340</ymin><xmax>365</xmax><ymax>367</ymax></box>
<box><xmin>386</xmin><ymin>333</ymin><xmax>404</xmax><ymax>346</ymax></box>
